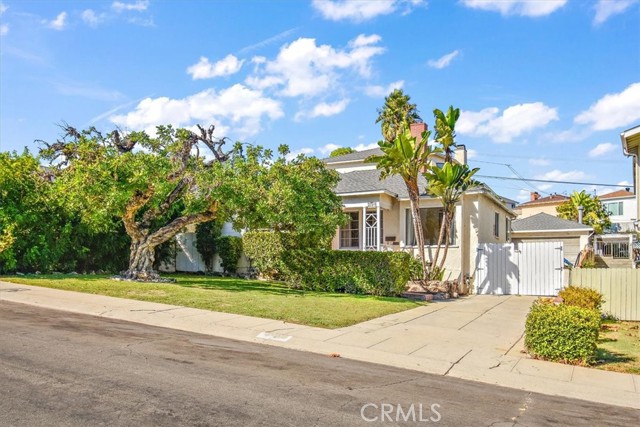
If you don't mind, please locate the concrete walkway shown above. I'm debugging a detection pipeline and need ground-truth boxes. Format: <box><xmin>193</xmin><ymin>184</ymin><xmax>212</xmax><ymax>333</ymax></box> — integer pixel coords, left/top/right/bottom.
<box><xmin>1</xmin><ymin>281</ymin><xmax>639</xmax><ymax>410</ymax></box>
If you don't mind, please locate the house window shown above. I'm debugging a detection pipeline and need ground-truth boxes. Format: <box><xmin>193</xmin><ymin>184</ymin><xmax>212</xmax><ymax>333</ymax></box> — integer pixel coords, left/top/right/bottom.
<box><xmin>604</xmin><ymin>202</ymin><xmax>623</xmax><ymax>216</ymax></box>
<box><xmin>494</xmin><ymin>212</ymin><xmax>500</xmax><ymax>238</ymax></box>
<box><xmin>405</xmin><ymin>208</ymin><xmax>456</xmax><ymax>246</ymax></box>
<box><xmin>340</xmin><ymin>212</ymin><xmax>360</xmax><ymax>248</ymax></box>
<box><xmin>505</xmin><ymin>217</ymin><xmax>511</xmax><ymax>241</ymax></box>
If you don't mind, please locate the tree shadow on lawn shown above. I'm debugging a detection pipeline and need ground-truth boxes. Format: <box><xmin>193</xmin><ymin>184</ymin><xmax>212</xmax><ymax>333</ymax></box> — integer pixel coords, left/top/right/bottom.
<box><xmin>171</xmin><ymin>275</ymin><xmax>416</xmax><ymax>303</ymax></box>
<box><xmin>595</xmin><ymin>346</ymin><xmax>635</xmax><ymax>366</ymax></box>
<box><xmin>1</xmin><ymin>274</ymin><xmax>112</xmax><ymax>282</ymax></box>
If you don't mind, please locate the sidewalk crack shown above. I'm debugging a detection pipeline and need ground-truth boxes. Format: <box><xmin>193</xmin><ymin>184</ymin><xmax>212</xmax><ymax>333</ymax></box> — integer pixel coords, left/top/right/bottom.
<box><xmin>443</xmin><ymin>349</ymin><xmax>472</xmax><ymax>376</ymax></box>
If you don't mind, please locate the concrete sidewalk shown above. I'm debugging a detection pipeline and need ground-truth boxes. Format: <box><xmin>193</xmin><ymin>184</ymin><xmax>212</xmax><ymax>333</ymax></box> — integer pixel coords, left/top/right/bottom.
<box><xmin>1</xmin><ymin>281</ymin><xmax>639</xmax><ymax>410</ymax></box>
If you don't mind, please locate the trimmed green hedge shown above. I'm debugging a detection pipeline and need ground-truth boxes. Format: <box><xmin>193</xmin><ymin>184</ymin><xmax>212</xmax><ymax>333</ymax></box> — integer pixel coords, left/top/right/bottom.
<box><xmin>280</xmin><ymin>249</ymin><xmax>418</xmax><ymax>296</ymax></box>
<box><xmin>242</xmin><ymin>231</ymin><xmax>291</xmax><ymax>278</ymax></box>
<box><xmin>216</xmin><ymin>236</ymin><xmax>243</xmax><ymax>274</ymax></box>
<box><xmin>525</xmin><ymin>300</ymin><xmax>601</xmax><ymax>365</ymax></box>
<box><xmin>559</xmin><ymin>286</ymin><xmax>603</xmax><ymax>311</ymax></box>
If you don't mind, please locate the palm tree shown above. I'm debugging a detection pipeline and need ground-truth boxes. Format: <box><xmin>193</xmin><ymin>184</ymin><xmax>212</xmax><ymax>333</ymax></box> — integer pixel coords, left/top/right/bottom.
<box><xmin>557</xmin><ymin>190</ymin><xmax>611</xmax><ymax>234</ymax></box>
<box><xmin>375</xmin><ymin>89</ymin><xmax>422</xmax><ymax>142</ymax></box>
<box><xmin>367</xmin><ymin>124</ymin><xmax>439</xmax><ymax>281</ymax></box>
<box><xmin>433</xmin><ymin>106</ymin><xmax>460</xmax><ymax>163</ymax></box>
<box><xmin>425</xmin><ymin>162</ymin><xmax>480</xmax><ymax>274</ymax></box>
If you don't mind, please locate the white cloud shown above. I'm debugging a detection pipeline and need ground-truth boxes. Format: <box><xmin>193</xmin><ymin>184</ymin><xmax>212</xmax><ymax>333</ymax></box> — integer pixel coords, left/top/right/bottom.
<box><xmin>318</xmin><ymin>143</ymin><xmax>342</xmax><ymax>155</ymax></box>
<box><xmin>588</xmin><ymin>142</ymin><xmax>616</xmax><ymax>158</ymax></box>
<box><xmin>593</xmin><ymin>0</ymin><xmax>638</xmax><ymax>25</ymax></box>
<box><xmin>285</xmin><ymin>147</ymin><xmax>315</xmax><ymax>161</ymax></box>
<box><xmin>0</xmin><ymin>3</ymin><xmax>7</xmax><ymax>15</ymax></box>
<box><xmin>364</xmin><ymin>80</ymin><xmax>404</xmax><ymax>97</ymax></box>
<box><xmin>312</xmin><ymin>0</ymin><xmax>422</xmax><ymax>22</ymax></box>
<box><xmin>529</xmin><ymin>157</ymin><xmax>551</xmax><ymax>166</ymax></box>
<box><xmin>295</xmin><ymin>99</ymin><xmax>350</xmax><ymax>121</ymax></box>
<box><xmin>110</xmin><ymin>84</ymin><xmax>283</xmax><ymax>138</ymax></box>
<box><xmin>81</xmin><ymin>9</ymin><xmax>104</xmax><ymax>27</ymax></box>
<box><xmin>574</xmin><ymin>83</ymin><xmax>640</xmax><ymax>131</ymax></box>
<box><xmin>112</xmin><ymin>0</ymin><xmax>149</xmax><ymax>12</ymax></box>
<box><xmin>354</xmin><ymin>142</ymin><xmax>379</xmax><ymax>151</ymax></box>
<box><xmin>461</xmin><ymin>0</ymin><xmax>567</xmax><ymax>17</ymax></box>
<box><xmin>247</xmin><ymin>34</ymin><xmax>384</xmax><ymax>97</ymax></box>
<box><xmin>427</xmin><ymin>50</ymin><xmax>459</xmax><ymax>69</ymax></box>
<box><xmin>458</xmin><ymin>102</ymin><xmax>558</xmax><ymax>143</ymax></box>
<box><xmin>187</xmin><ymin>55</ymin><xmax>244</xmax><ymax>80</ymax></box>
<box><xmin>0</xmin><ymin>24</ymin><xmax>7</xmax><ymax>36</ymax></box>
<box><xmin>535</xmin><ymin>169</ymin><xmax>588</xmax><ymax>183</ymax></box>
<box><xmin>45</xmin><ymin>12</ymin><xmax>67</xmax><ymax>30</ymax></box>
<box><xmin>466</xmin><ymin>148</ymin><xmax>478</xmax><ymax>159</ymax></box>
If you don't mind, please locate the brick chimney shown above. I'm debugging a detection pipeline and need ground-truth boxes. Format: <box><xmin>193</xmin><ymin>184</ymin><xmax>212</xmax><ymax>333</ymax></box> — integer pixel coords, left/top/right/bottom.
<box><xmin>530</xmin><ymin>192</ymin><xmax>540</xmax><ymax>201</ymax></box>
<box><xmin>409</xmin><ymin>122</ymin><xmax>427</xmax><ymax>138</ymax></box>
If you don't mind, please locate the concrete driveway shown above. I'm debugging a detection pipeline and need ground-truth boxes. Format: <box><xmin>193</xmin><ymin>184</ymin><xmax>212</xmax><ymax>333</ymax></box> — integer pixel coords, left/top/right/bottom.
<box><xmin>324</xmin><ymin>295</ymin><xmax>538</xmax><ymax>371</ymax></box>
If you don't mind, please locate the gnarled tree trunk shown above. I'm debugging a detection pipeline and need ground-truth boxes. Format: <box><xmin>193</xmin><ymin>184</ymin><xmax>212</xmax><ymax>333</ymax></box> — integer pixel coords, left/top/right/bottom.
<box><xmin>121</xmin><ymin>237</ymin><xmax>161</xmax><ymax>281</ymax></box>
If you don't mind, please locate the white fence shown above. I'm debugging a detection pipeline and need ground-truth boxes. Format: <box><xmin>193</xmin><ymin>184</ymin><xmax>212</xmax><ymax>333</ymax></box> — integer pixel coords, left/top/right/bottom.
<box><xmin>476</xmin><ymin>242</ymin><xmax>564</xmax><ymax>296</ymax></box>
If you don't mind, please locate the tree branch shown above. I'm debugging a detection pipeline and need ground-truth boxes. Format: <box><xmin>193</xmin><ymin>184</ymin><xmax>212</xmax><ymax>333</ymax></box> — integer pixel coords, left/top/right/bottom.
<box><xmin>148</xmin><ymin>201</ymin><xmax>219</xmax><ymax>247</ymax></box>
<box><xmin>123</xmin><ymin>187</ymin><xmax>155</xmax><ymax>240</ymax></box>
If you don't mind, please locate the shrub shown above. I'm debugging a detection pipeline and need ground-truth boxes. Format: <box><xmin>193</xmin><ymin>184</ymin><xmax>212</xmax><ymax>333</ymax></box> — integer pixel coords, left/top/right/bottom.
<box><xmin>559</xmin><ymin>286</ymin><xmax>603</xmax><ymax>311</ymax></box>
<box><xmin>242</xmin><ymin>231</ymin><xmax>288</xmax><ymax>278</ymax></box>
<box><xmin>525</xmin><ymin>301</ymin><xmax>601</xmax><ymax>365</ymax></box>
<box><xmin>216</xmin><ymin>236</ymin><xmax>243</xmax><ymax>274</ymax></box>
<box><xmin>280</xmin><ymin>249</ymin><xmax>415</xmax><ymax>296</ymax></box>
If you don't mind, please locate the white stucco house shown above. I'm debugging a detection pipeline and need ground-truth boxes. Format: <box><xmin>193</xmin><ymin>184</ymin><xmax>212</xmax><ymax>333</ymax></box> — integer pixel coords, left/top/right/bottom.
<box><xmin>600</xmin><ymin>189</ymin><xmax>636</xmax><ymax>233</ymax></box>
<box><xmin>324</xmin><ymin>123</ymin><xmax>516</xmax><ymax>282</ymax></box>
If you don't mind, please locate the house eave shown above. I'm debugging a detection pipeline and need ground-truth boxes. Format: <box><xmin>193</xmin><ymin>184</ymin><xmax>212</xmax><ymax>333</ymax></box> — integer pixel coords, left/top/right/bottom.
<box><xmin>511</xmin><ymin>228</ymin><xmax>592</xmax><ymax>234</ymax></box>
<box><xmin>337</xmin><ymin>190</ymin><xmax>398</xmax><ymax>198</ymax></box>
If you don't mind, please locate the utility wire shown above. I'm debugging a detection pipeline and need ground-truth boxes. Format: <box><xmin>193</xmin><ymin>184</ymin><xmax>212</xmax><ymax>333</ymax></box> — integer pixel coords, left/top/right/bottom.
<box><xmin>477</xmin><ymin>174</ymin><xmax>630</xmax><ymax>188</ymax></box>
<box><xmin>472</xmin><ymin>159</ymin><xmax>550</xmax><ymax>195</ymax></box>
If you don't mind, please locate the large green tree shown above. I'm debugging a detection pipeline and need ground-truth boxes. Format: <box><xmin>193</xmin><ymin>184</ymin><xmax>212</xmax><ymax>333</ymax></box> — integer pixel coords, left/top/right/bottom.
<box><xmin>368</xmin><ymin>125</ymin><xmax>439</xmax><ymax>281</ymax></box>
<box><xmin>375</xmin><ymin>89</ymin><xmax>422</xmax><ymax>142</ymax></box>
<box><xmin>39</xmin><ymin>125</ymin><xmax>344</xmax><ymax>280</ymax></box>
<box><xmin>557</xmin><ymin>190</ymin><xmax>611</xmax><ymax>234</ymax></box>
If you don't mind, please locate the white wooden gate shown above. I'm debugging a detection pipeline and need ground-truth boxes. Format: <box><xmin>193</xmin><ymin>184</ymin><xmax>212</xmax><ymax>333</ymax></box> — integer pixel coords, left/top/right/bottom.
<box><xmin>476</xmin><ymin>242</ymin><xmax>563</xmax><ymax>296</ymax></box>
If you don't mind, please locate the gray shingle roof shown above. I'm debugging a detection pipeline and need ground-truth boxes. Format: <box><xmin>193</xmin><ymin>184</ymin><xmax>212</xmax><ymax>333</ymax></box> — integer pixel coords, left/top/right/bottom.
<box><xmin>511</xmin><ymin>213</ymin><xmax>592</xmax><ymax>232</ymax></box>
<box><xmin>323</xmin><ymin>147</ymin><xmax>383</xmax><ymax>163</ymax></box>
<box><xmin>335</xmin><ymin>169</ymin><xmax>429</xmax><ymax>199</ymax></box>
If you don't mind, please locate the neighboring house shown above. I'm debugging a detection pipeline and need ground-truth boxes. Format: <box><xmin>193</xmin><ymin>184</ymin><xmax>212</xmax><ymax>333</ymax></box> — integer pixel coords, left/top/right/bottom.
<box><xmin>600</xmin><ymin>189</ymin><xmax>637</xmax><ymax>233</ymax></box>
<box><xmin>621</xmin><ymin>125</ymin><xmax>640</xmax><ymax>226</ymax></box>
<box><xmin>513</xmin><ymin>192</ymin><xmax>568</xmax><ymax>218</ymax></box>
<box><xmin>324</xmin><ymin>123</ymin><xmax>516</xmax><ymax>282</ymax></box>
<box><xmin>510</xmin><ymin>213</ymin><xmax>592</xmax><ymax>265</ymax></box>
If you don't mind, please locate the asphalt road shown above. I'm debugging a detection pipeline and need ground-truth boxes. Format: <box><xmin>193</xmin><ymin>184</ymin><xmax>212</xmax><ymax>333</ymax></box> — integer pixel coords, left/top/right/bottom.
<box><xmin>0</xmin><ymin>301</ymin><xmax>638</xmax><ymax>427</ymax></box>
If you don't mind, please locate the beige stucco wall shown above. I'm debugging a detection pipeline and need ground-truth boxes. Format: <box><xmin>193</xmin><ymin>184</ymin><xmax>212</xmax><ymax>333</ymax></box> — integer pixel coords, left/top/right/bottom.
<box><xmin>517</xmin><ymin>203</ymin><xmax>562</xmax><ymax>218</ymax></box>
<box><xmin>464</xmin><ymin>193</ymin><xmax>514</xmax><ymax>285</ymax></box>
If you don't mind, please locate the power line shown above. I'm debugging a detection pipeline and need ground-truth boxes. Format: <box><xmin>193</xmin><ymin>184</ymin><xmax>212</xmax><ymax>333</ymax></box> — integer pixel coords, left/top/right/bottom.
<box><xmin>476</xmin><ymin>174</ymin><xmax>631</xmax><ymax>188</ymax></box>
<box><xmin>473</xmin><ymin>159</ymin><xmax>550</xmax><ymax>195</ymax></box>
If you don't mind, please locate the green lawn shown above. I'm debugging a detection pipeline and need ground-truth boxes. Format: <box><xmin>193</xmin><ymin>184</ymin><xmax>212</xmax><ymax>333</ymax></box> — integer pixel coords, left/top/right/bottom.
<box><xmin>0</xmin><ymin>274</ymin><xmax>424</xmax><ymax>329</ymax></box>
<box><xmin>595</xmin><ymin>320</ymin><xmax>640</xmax><ymax>375</ymax></box>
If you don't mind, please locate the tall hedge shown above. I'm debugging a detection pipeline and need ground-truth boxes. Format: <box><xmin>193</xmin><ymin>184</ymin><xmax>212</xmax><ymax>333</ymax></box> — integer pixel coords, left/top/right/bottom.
<box><xmin>280</xmin><ymin>249</ymin><xmax>417</xmax><ymax>296</ymax></box>
<box><xmin>242</xmin><ymin>231</ymin><xmax>290</xmax><ymax>278</ymax></box>
<box><xmin>216</xmin><ymin>236</ymin><xmax>243</xmax><ymax>274</ymax></box>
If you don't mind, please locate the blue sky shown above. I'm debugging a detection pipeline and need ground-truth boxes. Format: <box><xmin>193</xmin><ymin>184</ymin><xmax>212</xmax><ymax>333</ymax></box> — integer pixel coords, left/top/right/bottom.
<box><xmin>1</xmin><ymin>0</ymin><xmax>639</xmax><ymax>202</ymax></box>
